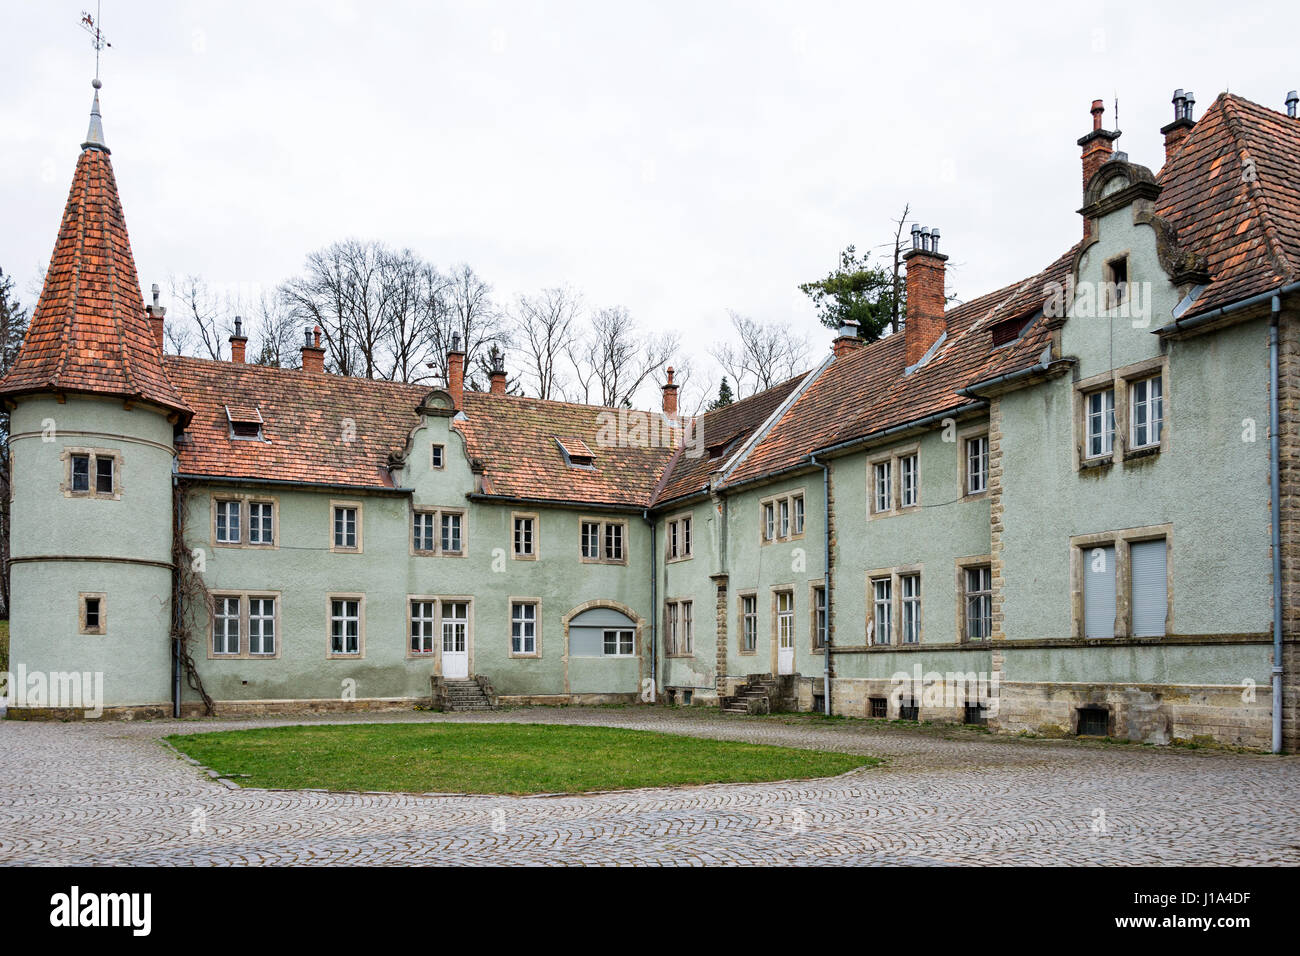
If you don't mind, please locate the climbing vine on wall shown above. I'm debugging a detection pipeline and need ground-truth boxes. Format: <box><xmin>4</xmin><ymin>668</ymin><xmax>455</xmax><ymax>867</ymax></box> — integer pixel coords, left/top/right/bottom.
<box><xmin>171</xmin><ymin>480</ymin><xmax>214</xmax><ymax>715</ymax></box>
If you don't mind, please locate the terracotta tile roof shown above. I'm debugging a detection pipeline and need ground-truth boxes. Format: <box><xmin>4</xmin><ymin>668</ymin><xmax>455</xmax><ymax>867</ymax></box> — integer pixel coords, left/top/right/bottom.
<box><xmin>721</xmin><ymin>248</ymin><xmax>1075</xmax><ymax>487</ymax></box>
<box><xmin>167</xmin><ymin>356</ymin><xmax>428</xmax><ymax>489</ymax></box>
<box><xmin>0</xmin><ymin>146</ymin><xmax>189</xmax><ymax>418</ymax></box>
<box><xmin>1158</xmin><ymin>93</ymin><xmax>1300</xmax><ymax>315</ymax></box>
<box><xmin>652</xmin><ymin>374</ymin><xmax>805</xmax><ymax>505</ymax></box>
<box><xmin>457</xmin><ymin>392</ymin><xmax>674</xmax><ymax>507</ymax></box>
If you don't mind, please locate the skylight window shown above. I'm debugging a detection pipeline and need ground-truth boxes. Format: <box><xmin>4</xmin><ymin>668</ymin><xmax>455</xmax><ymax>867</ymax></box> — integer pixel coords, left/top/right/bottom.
<box><xmin>225</xmin><ymin>404</ymin><xmax>265</xmax><ymax>441</ymax></box>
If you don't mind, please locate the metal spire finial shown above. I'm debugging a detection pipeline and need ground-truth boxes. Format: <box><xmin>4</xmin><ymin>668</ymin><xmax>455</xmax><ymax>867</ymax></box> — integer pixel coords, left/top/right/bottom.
<box><xmin>79</xmin><ymin>5</ymin><xmax>111</xmax><ymax>151</ymax></box>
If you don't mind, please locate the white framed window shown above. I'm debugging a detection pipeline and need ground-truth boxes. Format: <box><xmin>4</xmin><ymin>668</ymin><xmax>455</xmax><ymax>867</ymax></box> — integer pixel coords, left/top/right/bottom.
<box><xmin>65</xmin><ymin>448</ymin><xmax>120</xmax><ymax>499</ymax></box>
<box><xmin>511</xmin><ymin>601</ymin><xmax>538</xmax><ymax>655</ymax></box>
<box><xmin>413</xmin><ymin>512</ymin><xmax>436</xmax><ymax>552</ymax></box>
<box><xmin>760</xmin><ymin>491</ymin><xmax>806</xmax><ymax>543</ymax></box>
<box><xmin>215</xmin><ymin>499</ymin><xmax>241</xmax><ymax>544</ymax></box>
<box><xmin>763</xmin><ymin>503</ymin><xmax>776</xmax><ymax>541</ymax></box>
<box><xmin>873</xmin><ymin>460</ymin><xmax>892</xmax><ymax>514</ymax></box>
<box><xmin>410</xmin><ymin>599</ymin><xmax>437</xmax><ymax>655</ymax></box>
<box><xmin>740</xmin><ymin>594</ymin><xmax>758</xmax><ymax>652</ymax></box>
<box><xmin>1086</xmin><ymin>388</ymin><xmax>1115</xmax><ymax>459</ymax></box>
<box><xmin>213</xmin><ymin>596</ymin><xmax>241</xmax><ymax>655</ymax></box>
<box><xmin>966</xmin><ymin>435</ymin><xmax>989</xmax><ymax>495</ymax></box>
<box><xmin>431</xmin><ymin>444</ymin><xmax>445</xmax><ymax>469</ymax></box>
<box><xmin>779</xmin><ymin>499</ymin><xmax>790</xmax><ymax>538</ymax></box>
<box><xmin>580</xmin><ymin>518</ymin><xmax>627</xmax><ymax>563</ymax></box>
<box><xmin>602</xmin><ymin>628</ymin><xmax>634</xmax><ymax>656</ymax></box>
<box><xmin>901</xmin><ymin>573</ymin><xmax>921</xmax><ymax>644</ymax></box>
<box><xmin>792</xmin><ymin>495</ymin><xmax>805</xmax><ymax>535</ymax></box>
<box><xmin>900</xmin><ymin>454</ymin><xmax>919</xmax><ymax>508</ymax></box>
<box><xmin>248</xmin><ymin>597</ymin><xmax>276</xmax><ymax>655</ymax></box>
<box><xmin>812</xmin><ymin>585</ymin><xmax>827</xmax><ymax>650</ymax></box>
<box><xmin>871</xmin><ymin>577</ymin><xmax>892</xmax><ymax>645</ymax></box>
<box><xmin>513</xmin><ymin>515</ymin><xmax>536</xmax><ymax>558</ymax></box>
<box><xmin>665</xmin><ymin>599</ymin><xmax>693</xmax><ymax>655</ymax></box>
<box><xmin>1130</xmin><ymin>375</ymin><xmax>1164</xmax><ymax>449</ymax></box>
<box><xmin>248</xmin><ymin>502</ymin><xmax>274</xmax><ymax>546</ymax></box>
<box><xmin>441</xmin><ymin>512</ymin><xmax>463</xmax><ymax>554</ymax></box>
<box><xmin>963</xmin><ymin>566</ymin><xmax>992</xmax><ymax>642</ymax></box>
<box><xmin>776</xmin><ymin>590</ymin><xmax>794</xmax><ymax>651</ymax></box>
<box><xmin>667</xmin><ymin>513</ymin><xmax>693</xmax><ymax>560</ymax></box>
<box><xmin>604</xmin><ymin>522</ymin><xmax>624</xmax><ymax>561</ymax></box>
<box><xmin>333</xmin><ymin>505</ymin><xmax>359</xmax><ymax>550</ymax></box>
<box><xmin>581</xmin><ymin>520</ymin><xmax>601</xmax><ymax>559</ymax></box>
<box><xmin>330</xmin><ymin>598</ymin><xmax>361</xmax><ymax>655</ymax></box>
<box><xmin>442</xmin><ymin>601</ymin><xmax>468</xmax><ymax>656</ymax></box>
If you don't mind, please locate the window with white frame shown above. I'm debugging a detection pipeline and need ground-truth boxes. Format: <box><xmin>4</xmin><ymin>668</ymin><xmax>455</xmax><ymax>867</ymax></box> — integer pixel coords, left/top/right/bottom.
<box><xmin>604</xmin><ymin>522</ymin><xmax>624</xmax><ymax>561</ymax></box>
<box><xmin>215</xmin><ymin>499</ymin><xmax>242</xmax><ymax>544</ymax></box>
<box><xmin>412</xmin><ymin>508</ymin><xmax>464</xmax><ymax>555</ymax></box>
<box><xmin>812</xmin><ymin>585</ymin><xmax>827</xmax><ymax>649</ymax></box>
<box><xmin>779</xmin><ymin>499</ymin><xmax>790</xmax><ymax>538</ymax></box>
<box><xmin>776</xmin><ymin>590</ymin><xmax>794</xmax><ymax>651</ymax></box>
<box><xmin>511</xmin><ymin>601</ymin><xmax>537</xmax><ymax>655</ymax></box>
<box><xmin>581</xmin><ymin>519</ymin><xmax>626</xmax><ymax>562</ymax></box>
<box><xmin>513</xmin><ymin>515</ymin><xmax>536</xmax><ymax>558</ymax></box>
<box><xmin>963</xmin><ymin>566</ymin><xmax>992</xmax><ymax>642</ymax></box>
<box><xmin>602</xmin><ymin>628</ymin><xmax>634</xmax><ymax>656</ymax></box>
<box><xmin>248</xmin><ymin>597</ymin><xmax>276</xmax><ymax>655</ymax></box>
<box><xmin>431</xmin><ymin>444</ymin><xmax>445</xmax><ymax>469</ymax></box>
<box><xmin>793</xmin><ymin>494</ymin><xmax>805</xmax><ymax>535</ymax></box>
<box><xmin>410</xmin><ymin>600</ymin><xmax>436</xmax><ymax>654</ymax></box>
<box><xmin>873</xmin><ymin>460</ymin><xmax>892</xmax><ymax>514</ymax></box>
<box><xmin>213</xmin><ymin>596</ymin><xmax>241</xmax><ymax>655</ymax></box>
<box><xmin>665</xmin><ymin>599</ymin><xmax>693</xmax><ymax>655</ymax></box>
<box><xmin>581</xmin><ymin>520</ymin><xmax>601</xmax><ymax>559</ymax></box>
<box><xmin>741</xmin><ymin>594</ymin><xmax>757</xmax><ymax>652</ymax></box>
<box><xmin>413</xmin><ymin>512</ymin><xmax>436</xmax><ymax>552</ymax></box>
<box><xmin>248</xmin><ymin>502</ymin><xmax>274</xmax><ymax>546</ymax></box>
<box><xmin>763</xmin><ymin>502</ymin><xmax>776</xmax><ymax>541</ymax></box>
<box><xmin>871</xmin><ymin>577</ymin><xmax>892</xmax><ymax>645</ymax></box>
<box><xmin>67</xmin><ymin>449</ymin><xmax>119</xmax><ymax>498</ymax></box>
<box><xmin>1085</xmin><ymin>388</ymin><xmax>1115</xmax><ymax>460</ymax></box>
<box><xmin>333</xmin><ymin>505</ymin><xmax>359</xmax><ymax>550</ymax></box>
<box><xmin>966</xmin><ymin>435</ymin><xmax>988</xmax><ymax>495</ymax></box>
<box><xmin>760</xmin><ymin>491</ymin><xmax>805</xmax><ymax>543</ymax></box>
<box><xmin>900</xmin><ymin>453</ymin><xmax>919</xmax><ymax>508</ymax></box>
<box><xmin>900</xmin><ymin>573</ymin><xmax>921</xmax><ymax>644</ymax></box>
<box><xmin>330</xmin><ymin>598</ymin><xmax>361</xmax><ymax>655</ymax></box>
<box><xmin>441</xmin><ymin>512</ymin><xmax>463</xmax><ymax>554</ymax></box>
<box><xmin>667</xmin><ymin>513</ymin><xmax>693</xmax><ymax>560</ymax></box>
<box><xmin>1130</xmin><ymin>375</ymin><xmax>1163</xmax><ymax>449</ymax></box>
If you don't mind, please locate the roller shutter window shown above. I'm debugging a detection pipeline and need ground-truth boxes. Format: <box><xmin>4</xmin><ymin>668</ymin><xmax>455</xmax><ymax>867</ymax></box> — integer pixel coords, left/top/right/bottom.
<box><xmin>1129</xmin><ymin>539</ymin><xmax>1168</xmax><ymax>637</ymax></box>
<box><xmin>1083</xmin><ymin>545</ymin><xmax>1117</xmax><ymax>639</ymax></box>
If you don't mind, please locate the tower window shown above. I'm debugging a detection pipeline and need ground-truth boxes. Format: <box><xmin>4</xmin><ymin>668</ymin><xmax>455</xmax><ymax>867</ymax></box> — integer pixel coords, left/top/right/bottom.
<box><xmin>79</xmin><ymin>593</ymin><xmax>106</xmax><ymax>635</ymax></box>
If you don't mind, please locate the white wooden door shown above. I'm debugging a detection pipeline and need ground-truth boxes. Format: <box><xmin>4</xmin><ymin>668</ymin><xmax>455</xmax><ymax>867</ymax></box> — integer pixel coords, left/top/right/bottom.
<box><xmin>441</xmin><ymin>601</ymin><xmax>469</xmax><ymax>679</ymax></box>
<box><xmin>776</xmin><ymin>592</ymin><xmax>795</xmax><ymax>675</ymax></box>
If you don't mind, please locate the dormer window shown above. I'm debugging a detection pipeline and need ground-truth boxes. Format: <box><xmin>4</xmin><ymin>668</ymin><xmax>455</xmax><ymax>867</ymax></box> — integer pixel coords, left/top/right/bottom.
<box><xmin>989</xmin><ymin>314</ymin><xmax>1034</xmax><ymax>348</ymax></box>
<box><xmin>225</xmin><ymin>404</ymin><xmax>265</xmax><ymax>441</ymax></box>
<box><xmin>1104</xmin><ymin>255</ymin><xmax>1129</xmax><ymax>310</ymax></box>
<box><xmin>556</xmin><ymin>436</ymin><xmax>596</xmax><ymax>469</ymax></box>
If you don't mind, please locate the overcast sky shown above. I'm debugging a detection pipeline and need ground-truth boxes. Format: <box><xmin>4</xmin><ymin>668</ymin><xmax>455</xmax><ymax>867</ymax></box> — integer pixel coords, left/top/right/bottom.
<box><xmin>2</xmin><ymin>1</ymin><xmax>1295</xmax><ymax>400</ymax></box>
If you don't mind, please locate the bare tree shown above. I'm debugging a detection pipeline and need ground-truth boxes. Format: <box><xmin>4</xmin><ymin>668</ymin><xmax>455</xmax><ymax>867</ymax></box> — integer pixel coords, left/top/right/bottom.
<box><xmin>380</xmin><ymin>251</ymin><xmax>448</xmax><ymax>385</ymax></box>
<box><xmin>512</xmin><ymin>286</ymin><xmax>581</xmax><ymax>400</ymax></box>
<box><xmin>0</xmin><ymin>267</ymin><xmax>30</xmax><ymax>615</ymax></box>
<box><xmin>710</xmin><ymin>311</ymin><xmax>810</xmax><ymax>398</ymax></box>
<box><xmin>168</xmin><ymin>274</ymin><xmax>229</xmax><ymax>360</ymax></box>
<box><xmin>570</xmin><ymin>305</ymin><xmax>678</xmax><ymax>408</ymax></box>
<box><xmin>247</xmin><ymin>290</ymin><xmax>300</xmax><ymax>368</ymax></box>
<box><xmin>437</xmin><ymin>264</ymin><xmax>506</xmax><ymax>391</ymax></box>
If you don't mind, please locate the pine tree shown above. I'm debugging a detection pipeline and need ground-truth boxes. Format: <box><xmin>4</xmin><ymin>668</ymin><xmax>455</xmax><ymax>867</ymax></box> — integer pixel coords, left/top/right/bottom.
<box><xmin>708</xmin><ymin>376</ymin><xmax>735</xmax><ymax>411</ymax></box>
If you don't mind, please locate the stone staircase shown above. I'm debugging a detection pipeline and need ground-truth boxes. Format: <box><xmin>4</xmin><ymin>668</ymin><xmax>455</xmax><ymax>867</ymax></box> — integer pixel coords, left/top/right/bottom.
<box><xmin>431</xmin><ymin>676</ymin><xmax>499</xmax><ymax>712</ymax></box>
<box><xmin>720</xmin><ymin>674</ymin><xmax>780</xmax><ymax>715</ymax></box>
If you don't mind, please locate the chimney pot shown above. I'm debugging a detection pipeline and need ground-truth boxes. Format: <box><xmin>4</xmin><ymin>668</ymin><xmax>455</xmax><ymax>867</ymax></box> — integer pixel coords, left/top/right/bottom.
<box><xmin>1288</xmin><ymin>91</ymin><xmax>1298</xmax><ymax>118</ymax></box>
<box><xmin>662</xmin><ymin>366</ymin><xmax>679</xmax><ymax>417</ymax></box>
<box><xmin>228</xmin><ymin>315</ymin><xmax>248</xmax><ymax>364</ymax></box>
<box><xmin>1078</xmin><ymin>99</ymin><xmax>1121</xmax><ymax>236</ymax></box>
<box><xmin>446</xmin><ymin>335</ymin><xmax>466</xmax><ymax>408</ymax></box>
<box><xmin>300</xmin><ymin>325</ymin><xmax>325</xmax><ymax>373</ymax></box>
<box><xmin>488</xmin><ymin>345</ymin><xmax>507</xmax><ymax>395</ymax></box>
<box><xmin>832</xmin><ymin>318</ymin><xmax>863</xmax><ymax>358</ymax></box>
<box><xmin>902</xmin><ymin>225</ymin><xmax>948</xmax><ymax>368</ymax></box>
<box><xmin>145</xmin><ymin>284</ymin><xmax>167</xmax><ymax>352</ymax></box>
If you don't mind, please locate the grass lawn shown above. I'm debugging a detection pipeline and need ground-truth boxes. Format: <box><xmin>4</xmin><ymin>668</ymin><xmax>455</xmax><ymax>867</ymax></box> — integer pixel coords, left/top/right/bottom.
<box><xmin>166</xmin><ymin>722</ymin><xmax>879</xmax><ymax>795</ymax></box>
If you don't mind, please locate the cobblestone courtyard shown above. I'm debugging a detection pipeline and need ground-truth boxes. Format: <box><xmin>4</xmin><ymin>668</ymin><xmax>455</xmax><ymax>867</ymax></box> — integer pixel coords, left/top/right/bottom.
<box><xmin>1</xmin><ymin>707</ymin><xmax>1297</xmax><ymax>865</ymax></box>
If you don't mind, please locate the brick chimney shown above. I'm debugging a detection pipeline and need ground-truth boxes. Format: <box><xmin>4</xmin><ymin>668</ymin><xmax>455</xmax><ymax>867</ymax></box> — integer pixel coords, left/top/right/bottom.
<box><xmin>145</xmin><ymin>283</ymin><xmax>166</xmax><ymax>352</ymax></box>
<box><xmin>662</xmin><ymin>366</ymin><xmax>679</xmax><ymax>416</ymax></box>
<box><xmin>1161</xmin><ymin>89</ymin><xmax>1196</xmax><ymax>166</ymax></box>
<box><xmin>902</xmin><ymin>225</ymin><xmax>948</xmax><ymax>368</ymax></box>
<box><xmin>488</xmin><ymin>345</ymin><xmax>507</xmax><ymax>395</ymax></box>
<box><xmin>447</xmin><ymin>333</ymin><xmax>465</xmax><ymax>408</ymax></box>
<box><xmin>1077</xmin><ymin>99</ymin><xmax>1121</xmax><ymax>237</ymax></box>
<box><xmin>832</xmin><ymin>318</ymin><xmax>863</xmax><ymax>358</ymax></box>
<box><xmin>300</xmin><ymin>326</ymin><xmax>325</xmax><ymax>374</ymax></box>
<box><xmin>229</xmin><ymin>315</ymin><xmax>248</xmax><ymax>364</ymax></box>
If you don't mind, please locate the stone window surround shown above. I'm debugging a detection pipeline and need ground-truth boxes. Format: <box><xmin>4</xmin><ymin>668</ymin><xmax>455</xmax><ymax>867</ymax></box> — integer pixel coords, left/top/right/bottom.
<box><xmin>1073</xmin><ymin>355</ymin><xmax>1170</xmax><ymax>471</ymax></box>
<box><xmin>868</xmin><ymin>443</ymin><xmax>921</xmax><ymax>518</ymax></box>
<box><xmin>579</xmin><ymin>516</ymin><xmax>629</xmax><ymax>565</ymax></box>
<box><xmin>958</xmin><ymin>424</ymin><xmax>990</xmax><ymax>499</ymax></box>
<box><xmin>736</xmin><ymin>588</ymin><xmax>759</xmax><ymax>656</ymax></box>
<box><xmin>329</xmin><ymin>500</ymin><xmax>364</xmax><ymax>554</ymax></box>
<box><xmin>759</xmin><ymin>488</ymin><xmax>807</xmax><ymax>545</ymax></box>
<box><xmin>60</xmin><ymin>446</ymin><xmax>123</xmax><ymax>501</ymax></box>
<box><xmin>430</xmin><ymin>443</ymin><xmax>445</xmax><ymax>469</ymax></box>
<box><xmin>207</xmin><ymin>590</ymin><xmax>283</xmax><ymax>660</ymax></box>
<box><xmin>410</xmin><ymin>505</ymin><xmax>467</xmax><ymax>558</ymax></box>
<box><xmin>508</xmin><ymin>596</ymin><xmax>542</xmax><ymax>658</ymax></box>
<box><xmin>1069</xmin><ymin>524</ymin><xmax>1174</xmax><ymax>640</ymax></box>
<box><xmin>954</xmin><ymin>554</ymin><xmax>993</xmax><ymax>644</ymax></box>
<box><xmin>210</xmin><ymin>492</ymin><xmax>280</xmax><ymax>549</ymax></box>
<box><xmin>326</xmin><ymin>592</ymin><xmax>367</xmax><ymax>659</ymax></box>
<box><xmin>78</xmin><ymin>591</ymin><xmax>107</xmax><ymax>635</ymax></box>
<box><xmin>405</xmin><ymin>594</ymin><xmax>474</xmax><ymax>666</ymax></box>
<box><xmin>863</xmin><ymin>563</ymin><xmax>925</xmax><ymax>647</ymax></box>
<box><xmin>511</xmin><ymin>512</ymin><xmax>539</xmax><ymax>560</ymax></box>
<box><xmin>664</xmin><ymin>597</ymin><xmax>694</xmax><ymax>657</ymax></box>
<box><xmin>665</xmin><ymin>510</ymin><xmax>694</xmax><ymax>562</ymax></box>
<box><xmin>809</xmin><ymin>580</ymin><xmax>828</xmax><ymax>653</ymax></box>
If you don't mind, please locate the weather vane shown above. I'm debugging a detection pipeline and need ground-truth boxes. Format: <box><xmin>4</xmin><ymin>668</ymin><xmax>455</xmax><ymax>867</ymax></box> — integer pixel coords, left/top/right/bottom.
<box><xmin>79</xmin><ymin>3</ymin><xmax>112</xmax><ymax>84</ymax></box>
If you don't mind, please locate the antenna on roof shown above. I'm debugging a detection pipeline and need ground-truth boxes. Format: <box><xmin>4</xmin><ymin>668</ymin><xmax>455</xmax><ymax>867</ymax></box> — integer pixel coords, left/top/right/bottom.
<box><xmin>79</xmin><ymin>3</ymin><xmax>112</xmax><ymax>83</ymax></box>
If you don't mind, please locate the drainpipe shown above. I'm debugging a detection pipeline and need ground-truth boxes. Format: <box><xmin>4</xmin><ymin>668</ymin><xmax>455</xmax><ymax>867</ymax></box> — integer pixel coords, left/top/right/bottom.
<box><xmin>1270</xmin><ymin>296</ymin><xmax>1284</xmax><ymax>753</ymax></box>
<box><xmin>171</xmin><ymin>473</ymin><xmax>182</xmax><ymax>718</ymax></box>
<box><xmin>645</xmin><ymin>509</ymin><xmax>657</xmax><ymax>702</ymax></box>
<box><xmin>811</xmin><ymin>455</ymin><xmax>831</xmax><ymax>716</ymax></box>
